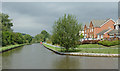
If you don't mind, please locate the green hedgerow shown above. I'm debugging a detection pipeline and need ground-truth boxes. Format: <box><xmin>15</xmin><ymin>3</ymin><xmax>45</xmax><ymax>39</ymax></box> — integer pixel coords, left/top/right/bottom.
<box><xmin>98</xmin><ymin>40</ymin><xmax>120</xmax><ymax>46</ymax></box>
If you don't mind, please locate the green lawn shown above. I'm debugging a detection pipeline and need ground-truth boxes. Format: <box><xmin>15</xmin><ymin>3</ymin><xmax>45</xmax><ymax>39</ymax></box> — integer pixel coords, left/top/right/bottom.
<box><xmin>0</xmin><ymin>44</ymin><xmax>25</xmax><ymax>52</ymax></box>
<box><xmin>43</xmin><ymin>44</ymin><xmax>60</xmax><ymax>51</ymax></box>
<box><xmin>43</xmin><ymin>43</ymin><xmax>119</xmax><ymax>54</ymax></box>
<box><xmin>77</xmin><ymin>44</ymin><xmax>119</xmax><ymax>48</ymax></box>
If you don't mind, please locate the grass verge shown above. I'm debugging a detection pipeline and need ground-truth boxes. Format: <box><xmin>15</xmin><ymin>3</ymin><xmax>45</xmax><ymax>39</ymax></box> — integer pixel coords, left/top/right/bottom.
<box><xmin>77</xmin><ymin>44</ymin><xmax>119</xmax><ymax>48</ymax></box>
<box><xmin>0</xmin><ymin>44</ymin><xmax>25</xmax><ymax>52</ymax></box>
<box><xmin>43</xmin><ymin>43</ymin><xmax>119</xmax><ymax>54</ymax></box>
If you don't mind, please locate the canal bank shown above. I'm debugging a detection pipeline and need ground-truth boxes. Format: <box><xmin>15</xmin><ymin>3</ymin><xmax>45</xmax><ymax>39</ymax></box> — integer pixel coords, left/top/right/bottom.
<box><xmin>0</xmin><ymin>44</ymin><xmax>26</xmax><ymax>53</ymax></box>
<box><xmin>43</xmin><ymin>43</ymin><xmax>120</xmax><ymax>57</ymax></box>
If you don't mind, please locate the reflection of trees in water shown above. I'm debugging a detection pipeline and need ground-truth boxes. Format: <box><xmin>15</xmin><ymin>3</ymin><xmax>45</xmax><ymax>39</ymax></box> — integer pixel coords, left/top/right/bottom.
<box><xmin>2</xmin><ymin>46</ymin><xmax>23</xmax><ymax>69</ymax></box>
<box><xmin>53</xmin><ymin>55</ymin><xmax>81</xmax><ymax>69</ymax></box>
<box><xmin>0</xmin><ymin>54</ymin><xmax>2</xmax><ymax>70</ymax></box>
<box><xmin>2</xmin><ymin>46</ymin><xmax>23</xmax><ymax>57</ymax></box>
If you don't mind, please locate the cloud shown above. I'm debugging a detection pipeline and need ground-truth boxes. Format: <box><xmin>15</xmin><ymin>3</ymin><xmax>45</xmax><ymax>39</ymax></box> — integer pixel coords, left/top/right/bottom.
<box><xmin>2</xmin><ymin>2</ymin><xmax>118</xmax><ymax>36</ymax></box>
<box><xmin>2</xmin><ymin>0</ymin><xmax>119</xmax><ymax>2</ymax></box>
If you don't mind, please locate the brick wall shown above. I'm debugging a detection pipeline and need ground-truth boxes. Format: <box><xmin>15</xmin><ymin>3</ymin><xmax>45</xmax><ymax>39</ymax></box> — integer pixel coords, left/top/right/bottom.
<box><xmin>84</xmin><ymin>19</ymin><xmax>115</xmax><ymax>39</ymax></box>
<box><xmin>100</xmin><ymin>20</ymin><xmax>115</xmax><ymax>30</ymax></box>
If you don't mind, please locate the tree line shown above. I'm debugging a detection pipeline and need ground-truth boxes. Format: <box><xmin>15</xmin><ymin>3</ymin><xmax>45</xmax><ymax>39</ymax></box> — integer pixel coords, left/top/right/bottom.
<box><xmin>0</xmin><ymin>13</ymin><xmax>33</xmax><ymax>46</ymax></box>
<box><xmin>1</xmin><ymin>13</ymin><xmax>83</xmax><ymax>52</ymax></box>
<box><xmin>0</xmin><ymin>13</ymin><xmax>51</xmax><ymax>46</ymax></box>
<box><xmin>32</xmin><ymin>30</ymin><xmax>50</xmax><ymax>43</ymax></box>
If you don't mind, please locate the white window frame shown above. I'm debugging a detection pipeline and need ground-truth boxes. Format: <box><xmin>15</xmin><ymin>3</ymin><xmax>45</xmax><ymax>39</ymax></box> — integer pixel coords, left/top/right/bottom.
<box><xmin>84</xmin><ymin>34</ymin><xmax>87</xmax><ymax>38</ymax></box>
<box><xmin>97</xmin><ymin>35</ymin><xmax>100</xmax><ymax>39</ymax></box>
<box><xmin>92</xmin><ymin>28</ymin><xmax>93</xmax><ymax>32</ymax></box>
<box><xmin>85</xmin><ymin>30</ymin><xmax>86</xmax><ymax>33</ymax></box>
<box><xmin>101</xmin><ymin>35</ymin><xmax>103</xmax><ymax>38</ymax></box>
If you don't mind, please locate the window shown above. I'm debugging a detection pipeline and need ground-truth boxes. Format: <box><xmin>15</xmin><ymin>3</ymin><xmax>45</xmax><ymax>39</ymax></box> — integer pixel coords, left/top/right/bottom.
<box><xmin>97</xmin><ymin>35</ymin><xmax>100</xmax><ymax>39</ymax></box>
<box><xmin>92</xmin><ymin>28</ymin><xmax>93</xmax><ymax>32</ymax></box>
<box><xmin>101</xmin><ymin>35</ymin><xmax>103</xmax><ymax>38</ymax></box>
<box><xmin>114</xmin><ymin>25</ymin><xmax>116</xmax><ymax>29</ymax></box>
<box><xmin>85</xmin><ymin>34</ymin><xmax>87</xmax><ymax>38</ymax></box>
<box><xmin>85</xmin><ymin>30</ymin><xmax>86</xmax><ymax>33</ymax></box>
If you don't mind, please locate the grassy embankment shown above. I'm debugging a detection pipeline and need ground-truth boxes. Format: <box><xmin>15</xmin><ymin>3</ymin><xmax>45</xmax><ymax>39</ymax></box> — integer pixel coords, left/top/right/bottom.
<box><xmin>43</xmin><ymin>43</ymin><xmax>119</xmax><ymax>54</ymax></box>
<box><xmin>0</xmin><ymin>44</ymin><xmax>26</xmax><ymax>52</ymax></box>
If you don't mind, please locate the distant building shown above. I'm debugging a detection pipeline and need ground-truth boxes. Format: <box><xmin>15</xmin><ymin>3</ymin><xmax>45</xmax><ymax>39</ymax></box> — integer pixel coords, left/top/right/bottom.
<box><xmin>84</xmin><ymin>18</ymin><xmax>120</xmax><ymax>40</ymax></box>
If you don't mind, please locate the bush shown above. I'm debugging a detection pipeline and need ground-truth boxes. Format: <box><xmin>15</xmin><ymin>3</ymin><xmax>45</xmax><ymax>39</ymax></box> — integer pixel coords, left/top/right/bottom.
<box><xmin>76</xmin><ymin>41</ymin><xmax>82</xmax><ymax>45</ymax></box>
<box><xmin>98</xmin><ymin>40</ymin><xmax>120</xmax><ymax>46</ymax></box>
<box><xmin>46</xmin><ymin>39</ymin><xmax>52</xmax><ymax>44</ymax></box>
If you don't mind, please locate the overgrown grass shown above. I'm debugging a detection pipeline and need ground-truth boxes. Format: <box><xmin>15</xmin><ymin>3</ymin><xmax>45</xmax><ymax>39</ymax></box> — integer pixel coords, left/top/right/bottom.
<box><xmin>0</xmin><ymin>44</ymin><xmax>25</xmax><ymax>52</ymax></box>
<box><xmin>43</xmin><ymin>43</ymin><xmax>119</xmax><ymax>54</ymax></box>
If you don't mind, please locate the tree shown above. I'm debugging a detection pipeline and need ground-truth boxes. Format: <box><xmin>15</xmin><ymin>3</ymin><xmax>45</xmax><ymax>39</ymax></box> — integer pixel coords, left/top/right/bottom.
<box><xmin>14</xmin><ymin>33</ymin><xmax>24</xmax><ymax>44</ymax></box>
<box><xmin>41</xmin><ymin>30</ymin><xmax>50</xmax><ymax>42</ymax></box>
<box><xmin>1</xmin><ymin>13</ymin><xmax>14</xmax><ymax>46</ymax></box>
<box><xmin>33</xmin><ymin>30</ymin><xmax>50</xmax><ymax>43</ymax></box>
<box><xmin>0</xmin><ymin>14</ymin><xmax>2</xmax><ymax>47</ymax></box>
<box><xmin>1</xmin><ymin>13</ymin><xmax>33</xmax><ymax>46</ymax></box>
<box><xmin>2</xmin><ymin>31</ymin><xmax>15</xmax><ymax>46</ymax></box>
<box><xmin>34</xmin><ymin>33</ymin><xmax>45</xmax><ymax>43</ymax></box>
<box><xmin>23</xmin><ymin>34</ymin><xmax>33</xmax><ymax>43</ymax></box>
<box><xmin>52</xmin><ymin>14</ymin><xmax>82</xmax><ymax>51</ymax></box>
<box><xmin>1</xmin><ymin>13</ymin><xmax>13</xmax><ymax>31</ymax></box>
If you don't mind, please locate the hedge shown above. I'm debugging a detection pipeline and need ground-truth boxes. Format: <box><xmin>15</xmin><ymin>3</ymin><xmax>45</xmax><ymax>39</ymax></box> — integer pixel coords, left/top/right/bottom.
<box><xmin>98</xmin><ymin>40</ymin><xmax>120</xmax><ymax>46</ymax></box>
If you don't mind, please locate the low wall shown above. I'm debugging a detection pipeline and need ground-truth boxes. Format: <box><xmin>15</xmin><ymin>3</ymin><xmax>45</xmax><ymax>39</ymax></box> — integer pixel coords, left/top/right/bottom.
<box><xmin>43</xmin><ymin>44</ymin><xmax>120</xmax><ymax>57</ymax></box>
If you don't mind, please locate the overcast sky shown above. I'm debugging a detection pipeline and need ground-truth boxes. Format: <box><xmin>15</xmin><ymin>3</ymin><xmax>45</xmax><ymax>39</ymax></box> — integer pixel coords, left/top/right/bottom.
<box><xmin>2</xmin><ymin>2</ymin><xmax>118</xmax><ymax>36</ymax></box>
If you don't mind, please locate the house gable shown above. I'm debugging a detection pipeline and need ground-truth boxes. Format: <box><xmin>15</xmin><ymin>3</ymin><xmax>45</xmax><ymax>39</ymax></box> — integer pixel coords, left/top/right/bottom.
<box><xmin>100</xmin><ymin>19</ymin><xmax>115</xmax><ymax>30</ymax></box>
<box><xmin>100</xmin><ymin>19</ymin><xmax>116</xmax><ymax>27</ymax></box>
<box><xmin>83</xmin><ymin>18</ymin><xmax>116</xmax><ymax>39</ymax></box>
<box><xmin>89</xmin><ymin>21</ymin><xmax>93</xmax><ymax>28</ymax></box>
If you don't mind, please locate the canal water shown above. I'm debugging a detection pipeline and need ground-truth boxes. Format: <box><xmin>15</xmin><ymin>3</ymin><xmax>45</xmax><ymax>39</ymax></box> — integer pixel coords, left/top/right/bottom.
<box><xmin>2</xmin><ymin>43</ymin><xmax>118</xmax><ymax>69</ymax></box>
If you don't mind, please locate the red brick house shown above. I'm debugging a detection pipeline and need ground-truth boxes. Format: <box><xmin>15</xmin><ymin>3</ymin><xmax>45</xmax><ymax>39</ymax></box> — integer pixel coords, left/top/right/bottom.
<box><xmin>84</xmin><ymin>18</ymin><xmax>119</xmax><ymax>40</ymax></box>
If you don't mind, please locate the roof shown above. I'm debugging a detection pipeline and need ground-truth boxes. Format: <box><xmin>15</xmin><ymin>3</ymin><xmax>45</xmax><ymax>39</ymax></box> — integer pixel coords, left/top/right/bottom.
<box><xmin>84</xmin><ymin>18</ymin><xmax>114</xmax><ymax>28</ymax></box>
<box><xmin>91</xmin><ymin>19</ymin><xmax>107</xmax><ymax>27</ymax></box>
<box><xmin>84</xmin><ymin>22</ymin><xmax>90</xmax><ymax>28</ymax></box>
<box><xmin>108</xmin><ymin>29</ymin><xmax>120</xmax><ymax>36</ymax></box>
<box><xmin>97</xmin><ymin>29</ymin><xmax>110</xmax><ymax>35</ymax></box>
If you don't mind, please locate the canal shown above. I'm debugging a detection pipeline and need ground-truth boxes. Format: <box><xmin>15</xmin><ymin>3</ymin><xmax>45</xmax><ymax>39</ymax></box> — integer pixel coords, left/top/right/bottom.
<box><xmin>2</xmin><ymin>43</ymin><xmax>118</xmax><ymax>69</ymax></box>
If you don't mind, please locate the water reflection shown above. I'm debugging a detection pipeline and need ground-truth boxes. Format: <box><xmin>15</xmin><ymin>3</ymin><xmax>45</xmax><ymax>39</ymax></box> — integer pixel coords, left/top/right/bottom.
<box><xmin>53</xmin><ymin>55</ymin><xmax>80</xmax><ymax>69</ymax></box>
<box><xmin>2</xmin><ymin>46</ymin><xmax>23</xmax><ymax>69</ymax></box>
<box><xmin>2</xmin><ymin>46</ymin><xmax>23</xmax><ymax>57</ymax></box>
<box><xmin>0</xmin><ymin>54</ymin><xmax>2</xmax><ymax>70</ymax></box>
<box><xmin>2</xmin><ymin>44</ymin><xmax>118</xmax><ymax>69</ymax></box>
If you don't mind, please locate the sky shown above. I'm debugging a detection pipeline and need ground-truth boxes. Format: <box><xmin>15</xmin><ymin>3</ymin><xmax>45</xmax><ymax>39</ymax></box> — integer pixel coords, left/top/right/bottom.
<box><xmin>2</xmin><ymin>2</ymin><xmax>118</xmax><ymax>36</ymax></box>
<box><xmin>2</xmin><ymin>0</ymin><xmax>120</xmax><ymax>2</ymax></box>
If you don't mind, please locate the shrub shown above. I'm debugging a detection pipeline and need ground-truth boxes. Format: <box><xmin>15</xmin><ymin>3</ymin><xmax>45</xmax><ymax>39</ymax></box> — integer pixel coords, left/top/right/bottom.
<box><xmin>98</xmin><ymin>40</ymin><xmax>119</xmax><ymax>46</ymax></box>
<box><xmin>46</xmin><ymin>40</ymin><xmax>52</xmax><ymax>44</ymax></box>
<box><xmin>98</xmin><ymin>41</ymin><xmax>102</xmax><ymax>44</ymax></box>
